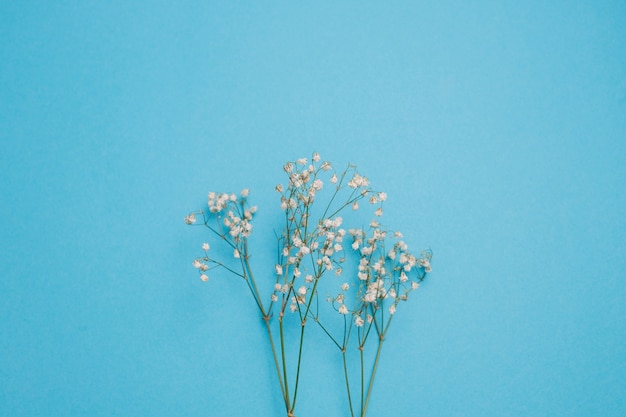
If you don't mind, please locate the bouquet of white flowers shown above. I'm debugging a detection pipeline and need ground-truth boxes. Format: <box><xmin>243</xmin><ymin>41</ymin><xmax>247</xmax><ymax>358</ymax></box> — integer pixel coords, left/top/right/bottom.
<box><xmin>185</xmin><ymin>153</ymin><xmax>432</xmax><ymax>417</ymax></box>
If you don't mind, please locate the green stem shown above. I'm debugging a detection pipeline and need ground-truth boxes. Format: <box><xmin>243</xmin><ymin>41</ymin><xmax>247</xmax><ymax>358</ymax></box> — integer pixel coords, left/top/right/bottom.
<box><xmin>279</xmin><ymin>317</ymin><xmax>291</xmax><ymax>412</ymax></box>
<box><xmin>289</xmin><ymin>321</ymin><xmax>306</xmax><ymax>413</ymax></box>
<box><xmin>360</xmin><ymin>347</ymin><xmax>365</xmax><ymax>415</ymax></box>
<box><xmin>362</xmin><ymin>338</ymin><xmax>384</xmax><ymax>417</ymax></box>
<box><xmin>343</xmin><ymin>350</ymin><xmax>356</xmax><ymax>417</ymax></box>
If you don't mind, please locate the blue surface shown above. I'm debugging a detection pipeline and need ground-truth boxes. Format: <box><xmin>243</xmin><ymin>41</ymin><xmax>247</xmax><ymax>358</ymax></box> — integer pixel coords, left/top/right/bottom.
<box><xmin>1</xmin><ymin>2</ymin><xmax>625</xmax><ymax>416</ymax></box>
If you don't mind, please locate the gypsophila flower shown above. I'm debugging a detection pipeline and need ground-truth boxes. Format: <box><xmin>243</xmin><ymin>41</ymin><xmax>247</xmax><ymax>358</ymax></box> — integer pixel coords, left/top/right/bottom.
<box><xmin>185</xmin><ymin>154</ymin><xmax>433</xmax><ymax>417</ymax></box>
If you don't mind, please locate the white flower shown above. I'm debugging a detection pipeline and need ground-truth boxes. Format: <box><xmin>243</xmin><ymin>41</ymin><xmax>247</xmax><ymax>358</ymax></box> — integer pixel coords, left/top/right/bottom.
<box><xmin>192</xmin><ymin>260</ymin><xmax>202</xmax><ymax>269</ymax></box>
<box><xmin>321</xmin><ymin>161</ymin><xmax>331</xmax><ymax>171</ymax></box>
<box><xmin>338</xmin><ymin>304</ymin><xmax>348</xmax><ymax>315</ymax></box>
<box><xmin>275</xmin><ymin>184</ymin><xmax>284</xmax><ymax>193</ymax></box>
<box><xmin>330</xmin><ymin>174</ymin><xmax>338</xmax><ymax>184</ymax></box>
<box><xmin>233</xmin><ymin>249</ymin><xmax>240</xmax><ymax>258</ymax></box>
<box><xmin>290</xmin><ymin>303</ymin><xmax>298</xmax><ymax>312</ymax></box>
<box><xmin>378</xmin><ymin>192</ymin><xmax>387</xmax><ymax>201</ymax></box>
<box><xmin>374</xmin><ymin>207</ymin><xmax>383</xmax><ymax>217</ymax></box>
<box><xmin>341</xmin><ymin>283</ymin><xmax>349</xmax><ymax>291</ymax></box>
<box><xmin>275</xmin><ymin>264</ymin><xmax>283</xmax><ymax>275</ymax></box>
<box><xmin>420</xmin><ymin>258</ymin><xmax>432</xmax><ymax>273</ymax></box>
<box><xmin>297</xmin><ymin>158</ymin><xmax>307</xmax><ymax>165</ymax></box>
<box><xmin>312</xmin><ymin>152</ymin><xmax>321</xmax><ymax>162</ymax></box>
<box><xmin>305</xmin><ymin>274</ymin><xmax>314</xmax><ymax>283</ymax></box>
<box><xmin>298</xmin><ymin>286</ymin><xmax>307</xmax><ymax>295</ymax></box>
<box><xmin>389</xmin><ymin>304</ymin><xmax>396</xmax><ymax>315</ymax></box>
<box><xmin>312</xmin><ymin>179</ymin><xmax>323</xmax><ymax>190</ymax></box>
<box><xmin>200</xmin><ymin>274</ymin><xmax>208</xmax><ymax>282</ymax></box>
<box><xmin>354</xmin><ymin>316</ymin><xmax>364</xmax><ymax>327</ymax></box>
<box><xmin>352</xmin><ymin>201</ymin><xmax>359</xmax><ymax>210</ymax></box>
<box><xmin>271</xmin><ymin>294</ymin><xmax>278</xmax><ymax>302</ymax></box>
<box><xmin>274</xmin><ymin>283</ymin><xmax>282</xmax><ymax>291</ymax></box>
<box><xmin>241</xmin><ymin>188</ymin><xmax>250</xmax><ymax>198</ymax></box>
<box><xmin>202</xmin><ymin>243</ymin><xmax>210</xmax><ymax>251</ymax></box>
<box><xmin>184</xmin><ymin>213</ymin><xmax>196</xmax><ymax>224</ymax></box>
<box><xmin>412</xmin><ymin>281</ymin><xmax>420</xmax><ymax>290</ymax></box>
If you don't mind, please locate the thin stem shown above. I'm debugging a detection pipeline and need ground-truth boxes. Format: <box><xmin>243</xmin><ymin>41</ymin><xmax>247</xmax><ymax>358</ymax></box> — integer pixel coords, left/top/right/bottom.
<box><xmin>362</xmin><ymin>338</ymin><xmax>384</xmax><ymax>417</ymax></box>
<box><xmin>279</xmin><ymin>318</ymin><xmax>291</xmax><ymax>412</ymax></box>
<box><xmin>343</xmin><ymin>350</ymin><xmax>356</xmax><ymax>417</ymax></box>
<box><xmin>289</xmin><ymin>322</ymin><xmax>306</xmax><ymax>413</ymax></box>
<box><xmin>360</xmin><ymin>347</ymin><xmax>365</xmax><ymax>415</ymax></box>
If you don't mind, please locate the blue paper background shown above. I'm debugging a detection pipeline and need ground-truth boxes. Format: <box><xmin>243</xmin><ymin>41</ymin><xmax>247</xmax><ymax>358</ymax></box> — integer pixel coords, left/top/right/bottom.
<box><xmin>1</xmin><ymin>2</ymin><xmax>625</xmax><ymax>416</ymax></box>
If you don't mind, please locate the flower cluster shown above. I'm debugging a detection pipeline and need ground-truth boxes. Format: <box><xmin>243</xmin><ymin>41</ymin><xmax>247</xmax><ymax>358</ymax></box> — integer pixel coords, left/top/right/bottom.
<box><xmin>185</xmin><ymin>152</ymin><xmax>432</xmax><ymax>417</ymax></box>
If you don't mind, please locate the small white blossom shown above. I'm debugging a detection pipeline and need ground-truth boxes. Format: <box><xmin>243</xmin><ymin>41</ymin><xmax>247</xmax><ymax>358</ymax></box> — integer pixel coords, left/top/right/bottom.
<box><xmin>241</xmin><ymin>188</ymin><xmax>250</xmax><ymax>197</ymax></box>
<box><xmin>330</xmin><ymin>174</ymin><xmax>338</xmax><ymax>184</ymax></box>
<box><xmin>352</xmin><ymin>201</ymin><xmax>359</xmax><ymax>210</ymax></box>
<box><xmin>202</xmin><ymin>243</ymin><xmax>210</xmax><ymax>251</ymax></box>
<box><xmin>411</xmin><ymin>281</ymin><xmax>420</xmax><ymax>290</ymax></box>
<box><xmin>271</xmin><ymin>294</ymin><xmax>278</xmax><ymax>302</ymax></box>
<box><xmin>374</xmin><ymin>207</ymin><xmax>383</xmax><ymax>217</ymax></box>
<box><xmin>338</xmin><ymin>304</ymin><xmax>348</xmax><ymax>315</ymax></box>
<box><xmin>200</xmin><ymin>274</ymin><xmax>209</xmax><ymax>282</ymax></box>
<box><xmin>389</xmin><ymin>304</ymin><xmax>396</xmax><ymax>315</ymax></box>
<box><xmin>298</xmin><ymin>285</ymin><xmax>307</xmax><ymax>295</ymax></box>
<box><xmin>305</xmin><ymin>274</ymin><xmax>314</xmax><ymax>283</ymax></box>
<box><xmin>341</xmin><ymin>283</ymin><xmax>349</xmax><ymax>291</ymax></box>
<box><xmin>354</xmin><ymin>316</ymin><xmax>364</xmax><ymax>327</ymax></box>
<box><xmin>274</xmin><ymin>283</ymin><xmax>282</xmax><ymax>292</ymax></box>
<box><xmin>312</xmin><ymin>152</ymin><xmax>321</xmax><ymax>162</ymax></box>
<box><xmin>233</xmin><ymin>249</ymin><xmax>240</xmax><ymax>258</ymax></box>
<box><xmin>275</xmin><ymin>264</ymin><xmax>283</xmax><ymax>275</ymax></box>
<box><xmin>297</xmin><ymin>158</ymin><xmax>307</xmax><ymax>165</ymax></box>
<box><xmin>184</xmin><ymin>213</ymin><xmax>196</xmax><ymax>225</ymax></box>
<box><xmin>378</xmin><ymin>192</ymin><xmax>387</xmax><ymax>201</ymax></box>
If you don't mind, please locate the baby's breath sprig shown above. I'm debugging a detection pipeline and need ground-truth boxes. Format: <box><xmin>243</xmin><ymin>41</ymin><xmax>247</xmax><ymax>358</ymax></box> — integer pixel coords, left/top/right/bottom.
<box><xmin>185</xmin><ymin>152</ymin><xmax>432</xmax><ymax>417</ymax></box>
